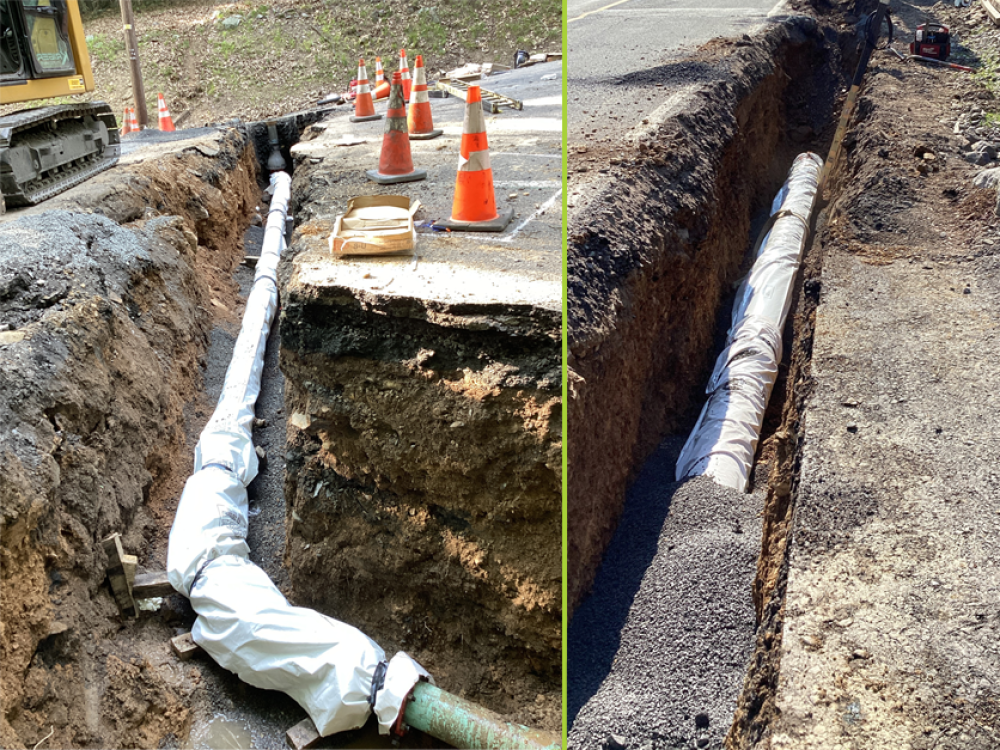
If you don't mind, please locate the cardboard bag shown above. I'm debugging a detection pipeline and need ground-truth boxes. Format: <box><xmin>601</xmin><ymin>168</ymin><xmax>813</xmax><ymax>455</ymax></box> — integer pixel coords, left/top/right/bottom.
<box><xmin>329</xmin><ymin>195</ymin><xmax>420</xmax><ymax>256</ymax></box>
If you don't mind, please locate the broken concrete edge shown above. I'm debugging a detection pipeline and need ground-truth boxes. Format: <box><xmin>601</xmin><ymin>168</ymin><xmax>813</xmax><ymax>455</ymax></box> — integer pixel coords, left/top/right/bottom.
<box><xmin>566</xmin><ymin>12</ymin><xmax>838</xmax><ymax>613</ymax></box>
<box><xmin>283</xmin><ymin>280</ymin><xmax>561</xmax><ymax>343</ymax></box>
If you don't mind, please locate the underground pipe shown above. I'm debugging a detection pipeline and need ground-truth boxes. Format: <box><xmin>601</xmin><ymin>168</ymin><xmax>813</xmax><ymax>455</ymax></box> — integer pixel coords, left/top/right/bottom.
<box><xmin>676</xmin><ymin>152</ymin><xmax>823</xmax><ymax>491</ymax></box>
<box><xmin>403</xmin><ymin>682</ymin><xmax>560</xmax><ymax>750</ymax></box>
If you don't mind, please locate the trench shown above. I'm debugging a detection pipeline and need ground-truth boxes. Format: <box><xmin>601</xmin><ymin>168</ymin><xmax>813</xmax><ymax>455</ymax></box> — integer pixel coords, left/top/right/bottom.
<box><xmin>567</xmin><ymin>2</ymin><xmax>872</xmax><ymax>748</ymax></box>
<box><xmin>0</xmin><ymin>103</ymin><xmax>556</xmax><ymax>748</ymax></box>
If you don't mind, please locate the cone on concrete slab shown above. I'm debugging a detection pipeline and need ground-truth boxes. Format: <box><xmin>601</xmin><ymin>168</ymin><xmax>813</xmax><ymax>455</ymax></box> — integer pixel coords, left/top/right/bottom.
<box><xmin>373</xmin><ymin>56</ymin><xmax>389</xmax><ymax>99</ymax></box>
<box><xmin>435</xmin><ymin>85</ymin><xmax>513</xmax><ymax>232</ymax></box>
<box><xmin>399</xmin><ymin>48</ymin><xmax>412</xmax><ymax>102</ymax></box>
<box><xmin>120</xmin><ymin>107</ymin><xmax>133</xmax><ymax>135</ymax></box>
<box><xmin>367</xmin><ymin>72</ymin><xmax>427</xmax><ymax>184</ymax></box>
<box><xmin>407</xmin><ymin>55</ymin><xmax>442</xmax><ymax>140</ymax></box>
<box><xmin>157</xmin><ymin>93</ymin><xmax>176</xmax><ymax>132</ymax></box>
<box><xmin>350</xmin><ymin>59</ymin><xmax>383</xmax><ymax>123</ymax></box>
<box><xmin>127</xmin><ymin>107</ymin><xmax>140</xmax><ymax>133</ymax></box>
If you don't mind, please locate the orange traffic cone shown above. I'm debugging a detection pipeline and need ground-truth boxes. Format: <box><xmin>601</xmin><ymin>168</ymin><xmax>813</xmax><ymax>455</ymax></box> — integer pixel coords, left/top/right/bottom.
<box><xmin>399</xmin><ymin>48</ymin><xmax>412</xmax><ymax>102</ymax></box>
<box><xmin>120</xmin><ymin>107</ymin><xmax>133</xmax><ymax>135</ymax></box>
<box><xmin>437</xmin><ymin>85</ymin><xmax>513</xmax><ymax>231</ymax></box>
<box><xmin>367</xmin><ymin>72</ymin><xmax>427</xmax><ymax>184</ymax></box>
<box><xmin>128</xmin><ymin>107</ymin><xmax>140</xmax><ymax>133</ymax></box>
<box><xmin>157</xmin><ymin>93</ymin><xmax>176</xmax><ymax>132</ymax></box>
<box><xmin>408</xmin><ymin>55</ymin><xmax>442</xmax><ymax>140</ymax></box>
<box><xmin>373</xmin><ymin>56</ymin><xmax>389</xmax><ymax>99</ymax></box>
<box><xmin>351</xmin><ymin>59</ymin><xmax>383</xmax><ymax>123</ymax></box>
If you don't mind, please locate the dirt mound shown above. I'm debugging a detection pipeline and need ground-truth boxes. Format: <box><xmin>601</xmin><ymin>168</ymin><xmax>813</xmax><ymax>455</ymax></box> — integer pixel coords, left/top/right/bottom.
<box><xmin>0</xmin><ymin>130</ymin><xmax>257</xmax><ymax>749</ymax></box>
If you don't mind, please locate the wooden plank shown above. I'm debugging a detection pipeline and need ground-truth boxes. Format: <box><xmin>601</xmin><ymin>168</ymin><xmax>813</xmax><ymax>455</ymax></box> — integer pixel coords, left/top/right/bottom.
<box><xmin>170</xmin><ymin>632</ymin><xmax>203</xmax><ymax>661</ymax></box>
<box><xmin>133</xmin><ymin>570</ymin><xmax>175</xmax><ymax>599</ymax></box>
<box><xmin>102</xmin><ymin>533</ymin><xmax>136</xmax><ymax>618</ymax></box>
<box><xmin>122</xmin><ymin>554</ymin><xmax>137</xmax><ymax>589</ymax></box>
<box><xmin>286</xmin><ymin>717</ymin><xmax>322</xmax><ymax>750</ymax></box>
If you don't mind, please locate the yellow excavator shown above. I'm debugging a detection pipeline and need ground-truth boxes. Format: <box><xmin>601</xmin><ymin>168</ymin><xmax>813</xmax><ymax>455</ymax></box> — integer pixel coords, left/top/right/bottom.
<box><xmin>0</xmin><ymin>0</ymin><xmax>118</xmax><ymax>211</ymax></box>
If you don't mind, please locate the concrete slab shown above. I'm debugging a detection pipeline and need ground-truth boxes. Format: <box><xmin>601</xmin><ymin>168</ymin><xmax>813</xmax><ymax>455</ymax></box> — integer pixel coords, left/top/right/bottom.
<box><xmin>288</xmin><ymin>60</ymin><xmax>563</xmax><ymax>308</ymax></box>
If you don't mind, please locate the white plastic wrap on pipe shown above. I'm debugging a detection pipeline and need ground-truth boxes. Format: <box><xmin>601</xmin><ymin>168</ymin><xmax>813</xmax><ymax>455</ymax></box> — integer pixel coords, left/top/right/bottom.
<box><xmin>167</xmin><ymin>171</ymin><xmax>430</xmax><ymax>737</ymax></box>
<box><xmin>676</xmin><ymin>152</ymin><xmax>823</xmax><ymax>491</ymax></box>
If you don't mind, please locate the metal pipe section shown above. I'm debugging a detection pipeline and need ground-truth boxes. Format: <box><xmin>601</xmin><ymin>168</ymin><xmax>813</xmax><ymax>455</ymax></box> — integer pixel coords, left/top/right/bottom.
<box><xmin>166</xmin><ymin>171</ymin><xmax>430</xmax><ymax>737</ymax></box>
<box><xmin>404</xmin><ymin>682</ymin><xmax>561</xmax><ymax>750</ymax></box>
<box><xmin>676</xmin><ymin>152</ymin><xmax>823</xmax><ymax>491</ymax></box>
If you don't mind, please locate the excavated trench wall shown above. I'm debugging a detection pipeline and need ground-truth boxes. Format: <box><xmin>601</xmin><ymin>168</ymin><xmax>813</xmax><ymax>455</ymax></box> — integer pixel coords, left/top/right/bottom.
<box><xmin>279</xmin><ymin>188</ymin><xmax>561</xmax><ymax>727</ymax></box>
<box><xmin>567</xmin><ymin>12</ymin><xmax>846</xmax><ymax>611</ymax></box>
<box><xmin>0</xmin><ymin>130</ymin><xmax>259</xmax><ymax>749</ymax></box>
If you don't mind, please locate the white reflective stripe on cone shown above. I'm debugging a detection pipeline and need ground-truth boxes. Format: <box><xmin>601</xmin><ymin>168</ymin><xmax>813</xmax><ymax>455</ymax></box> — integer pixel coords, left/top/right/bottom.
<box><xmin>412</xmin><ymin>88</ymin><xmax>430</xmax><ymax>104</ymax></box>
<box><xmin>465</xmin><ymin>102</ymin><xmax>486</xmax><ymax>134</ymax></box>
<box><xmin>458</xmin><ymin>149</ymin><xmax>491</xmax><ymax>172</ymax></box>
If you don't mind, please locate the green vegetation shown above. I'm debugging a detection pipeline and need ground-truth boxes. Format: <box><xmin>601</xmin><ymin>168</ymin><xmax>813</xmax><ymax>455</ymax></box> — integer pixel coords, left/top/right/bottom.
<box><xmin>972</xmin><ymin>49</ymin><xmax>1000</xmax><ymax>97</ymax></box>
<box><xmin>407</xmin><ymin>14</ymin><xmax>448</xmax><ymax>54</ymax></box>
<box><xmin>86</xmin><ymin>32</ymin><xmax>120</xmax><ymax>63</ymax></box>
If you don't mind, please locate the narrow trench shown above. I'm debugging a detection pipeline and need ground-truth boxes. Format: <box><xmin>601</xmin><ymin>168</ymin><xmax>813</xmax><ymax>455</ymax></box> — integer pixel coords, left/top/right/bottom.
<box><xmin>149</xmin><ymin>148</ymin><xmax>438</xmax><ymax>750</ymax></box>
<box><xmin>568</xmin><ymin>6</ymin><xmax>866</xmax><ymax>748</ymax></box>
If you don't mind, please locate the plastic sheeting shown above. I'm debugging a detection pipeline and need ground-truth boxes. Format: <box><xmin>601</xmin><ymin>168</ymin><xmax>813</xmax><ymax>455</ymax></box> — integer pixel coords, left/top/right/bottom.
<box><xmin>676</xmin><ymin>152</ymin><xmax>823</xmax><ymax>491</ymax></box>
<box><xmin>167</xmin><ymin>172</ymin><xmax>430</xmax><ymax>737</ymax></box>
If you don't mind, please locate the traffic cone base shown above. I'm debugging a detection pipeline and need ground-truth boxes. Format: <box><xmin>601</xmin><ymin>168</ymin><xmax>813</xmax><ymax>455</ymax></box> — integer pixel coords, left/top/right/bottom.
<box><xmin>351</xmin><ymin>113</ymin><xmax>384</xmax><ymax>123</ymax></box>
<box><xmin>409</xmin><ymin>128</ymin><xmax>443</xmax><ymax>140</ymax></box>
<box><xmin>366</xmin><ymin>166</ymin><xmax>427</xmax><ymax>184</ymax></box>
<box><xmin>434</xmin><ymin>208</ymin><xmax>513</xmax><ymax>232</ymax></box>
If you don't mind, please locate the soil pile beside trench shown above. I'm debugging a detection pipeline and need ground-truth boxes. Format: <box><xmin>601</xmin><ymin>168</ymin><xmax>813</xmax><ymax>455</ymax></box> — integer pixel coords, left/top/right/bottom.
<box><xmin>0</xmin><ymin>129</ymin><xmax>258</xmax><ymax>749</ymax></box>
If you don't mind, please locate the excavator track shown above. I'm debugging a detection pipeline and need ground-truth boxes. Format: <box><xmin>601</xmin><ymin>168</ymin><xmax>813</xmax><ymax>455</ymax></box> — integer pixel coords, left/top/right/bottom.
<box><xmin>0</xmin><ymin>101</ymin><xmax>120</xmax><ymax>207</ymax></box>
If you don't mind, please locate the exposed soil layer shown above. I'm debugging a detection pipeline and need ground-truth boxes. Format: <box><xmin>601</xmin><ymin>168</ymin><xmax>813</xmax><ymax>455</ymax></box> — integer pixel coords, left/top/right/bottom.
<box><xmin>279</xmin><ymin>250</ymin><xmax>562</xmax><ymax>731</ymax></box>
<box><xmin>0</xmin><ymin>130</ymin><xmax>258</xmax><ymax>748</ymax></box>
<box><xmin>566</xmin><ymin>9</ymin><xmax>844</xmax><ymax>612</ymax></box>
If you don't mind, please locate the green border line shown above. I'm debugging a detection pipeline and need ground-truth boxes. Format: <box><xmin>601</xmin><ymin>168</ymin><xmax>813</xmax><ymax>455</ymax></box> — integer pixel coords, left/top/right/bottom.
<box><xmin>561</xmin><ymin>0</ymin><xmax>569</xmax><ymax>744</ymax></box>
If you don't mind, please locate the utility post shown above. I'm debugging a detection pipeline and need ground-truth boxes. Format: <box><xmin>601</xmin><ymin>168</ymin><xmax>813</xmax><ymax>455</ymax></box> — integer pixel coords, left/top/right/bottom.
<box><xmin>119</xmin><ymin>0</ymin><xmax>148</xmax><ymax>127</ymax></box>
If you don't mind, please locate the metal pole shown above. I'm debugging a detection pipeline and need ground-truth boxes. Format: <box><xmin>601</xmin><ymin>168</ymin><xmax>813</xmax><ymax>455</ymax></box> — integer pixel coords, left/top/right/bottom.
<box><xmin>403</xmin><ymin>682</ymin><xmax>561</xmax><ymax>750</ymax></box>
<box><xmin>119</xmin><ymin>0</ymin><xmax>147</xmax><ymax>127</ymax></box>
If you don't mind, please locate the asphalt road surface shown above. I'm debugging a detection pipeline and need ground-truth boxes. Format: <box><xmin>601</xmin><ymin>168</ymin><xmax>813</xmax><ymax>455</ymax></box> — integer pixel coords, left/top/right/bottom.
<box><xmin>568</xmin><ymin>0</ymin><xmax>786</xmax><ymax>146</ymax></box>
